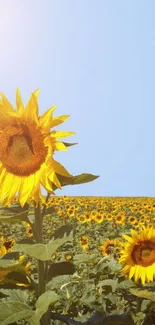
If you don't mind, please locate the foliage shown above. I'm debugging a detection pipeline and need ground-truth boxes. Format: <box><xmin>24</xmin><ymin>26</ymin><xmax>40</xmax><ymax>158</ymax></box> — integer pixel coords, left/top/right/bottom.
<box><xmin>0</xmin><ymin>196</ymin><xmax>155</xmax><ymax>324</ymax></box>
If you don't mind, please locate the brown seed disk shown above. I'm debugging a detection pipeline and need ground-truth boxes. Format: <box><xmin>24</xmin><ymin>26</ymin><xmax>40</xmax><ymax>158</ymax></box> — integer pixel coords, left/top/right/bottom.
<box><xmin>131</xmin><ymin>240</ymin><xmax>155</xmax><ymax>267</ymax></box>
<box><xmin>0</xmin><ymin>123</ymin><xmax>48</xmax><ymax>176</ymax></box>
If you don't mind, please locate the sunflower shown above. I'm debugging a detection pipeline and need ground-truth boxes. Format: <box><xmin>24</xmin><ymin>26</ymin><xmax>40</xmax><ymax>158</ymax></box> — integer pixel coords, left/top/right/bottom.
<box><xmin>99</xmin><ymin>239</ymin><xmax>117</xmax><ymax>256</ymax></box>
<box><xmin>80</xmin><ymin>235</ymin><xmax>89</xmax><ymax>249</ymax></box>
<box><xmin>94</xmin><ymin>213</ymin><xmax>104</xmax><ymax>224</ymax></box>
<box><xmin>128</xmin><ymin>216</ymin><xmax>137</xmax><ymax>225</ymax></box>
<box><xmin>3</xmin><ymin>238</ymin><xmax>15</xmax><ymax>252</ymax></box>
<box><xmin>84</xmin><ymin>212</ymin><xmax>92</xmax><ymax>222</ymax></box>
<box><xmin>0</xmin><ymin>89</ymin><xmax>74</xmax><ymax>206</ymax></box>
<box><xmin>77</xmin><ymin>214</ymin><xmax>87</xmax><ymax>223</ymax></box>
<box><xmin>119</xmin><ymin>227</ymin><xmax>155</xmax><ymax>284</ymax></box>
<box><xmin>64</xmin><ymin>252</ymin><xmax>73</xmax><ymax>261</ymax></box>
<box><xmin>115</xmin><ymin>212</ymin><xmax>126</xmax><ymax>225</ymax></box>
<box><xmin>19</xmin><ymin>255</ymin><xmax>31</xmax><ymax>275</ymax></box>
<box><xmin>67</xmin><ymin>207</ymin><xmax>75</xmax><ymax>217</ymax></box>
<box><xmin>106</xmin><ymin>213</ymin><xmax>113</xmax><ymax>221</ymax></box>
<box><xmin>23</xmin><ymin>221</ymin><xmax>33</xmax><ymax>237</ymax></box>
<box><xmin>0</xmin><ymin>237</ymin><xmax>15</xmax><ymax>256</ymax></box>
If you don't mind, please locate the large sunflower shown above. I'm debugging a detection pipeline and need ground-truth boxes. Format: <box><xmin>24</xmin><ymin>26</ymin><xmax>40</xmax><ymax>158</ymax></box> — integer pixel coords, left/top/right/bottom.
<box><xmin>119</xmin><ymin>227</ymin><xmax>155</xmax><ymax>285</ymax></box>
<box><xmin>0</xmin><ymin>89</ymin><xmax>74</xmax><ymax>206</ymax></box>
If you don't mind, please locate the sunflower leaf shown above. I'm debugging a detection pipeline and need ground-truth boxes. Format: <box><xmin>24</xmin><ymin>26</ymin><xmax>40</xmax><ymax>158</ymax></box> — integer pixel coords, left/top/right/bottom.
<box><xmin>28</xmin><ymin>291</ymin><xmax>60</xmax><ymax>325</ymax></box>
<box><xmin>62</xmin><ymin>141</ymin><xmax>78</xmax><ymax>147</ymax></box>
<box><xmin>99</xmin><ymin>279</ymin><xmax>118</xmax><ymax>293</ymax></box>
<box><xmin>13</xmin><ymin>232</ymin><xmax>73</xmax><ymax>261</ymax></box>
<box><xmin>130</xmin><ymin>288</ymin><xmax>155</xmax><ymax>302</ymax></box>
<box><xmin>0</xmin><ymin>204</ymin><xmax>29</xmax><ymax>223</ymax></box>
<box><xmin>47</xmin><ymin>261</ymin><xmax>76</xmax><ymax>281</ymax></box>
<box><xmin>54</xmin><ymin>173</ymin><xmax>99</xmax><ymax>190</ymax></box>
<box><xmin>0</xmin><ymin>300</ymin><xmax>33</xmax><ymax>325</ymax></box>
<box><xmin>0</xmin><ymin>261</ymin><xmax>30</xmax><ymax>288</ymax></box>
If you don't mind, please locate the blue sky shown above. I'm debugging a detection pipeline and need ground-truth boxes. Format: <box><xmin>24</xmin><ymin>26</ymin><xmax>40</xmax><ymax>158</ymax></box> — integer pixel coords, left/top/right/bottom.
<box><xmin>0</xmin><ymin>0</ymin><xmax>155</xmax><ymax>197</ymax></box>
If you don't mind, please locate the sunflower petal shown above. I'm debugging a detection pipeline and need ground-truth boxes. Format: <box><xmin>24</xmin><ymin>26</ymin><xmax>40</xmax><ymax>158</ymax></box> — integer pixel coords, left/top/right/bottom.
<box><xmin>50</xmin><ymin>115</ymin><xmax>70</xmax><ymax>128</ymax></box>
<box><xmin>16</xmin><ymin>88</ymin><xmax>24</xmax><ymax>114</ymax></box>
<box><xmin>19</xmin><ymin>175</ymin><xmax>35</xmax><ymax>207</ymax></box>
<box><xmin>25</xmin><ymin>93</ymin><xmax>39</xmax><ymax>123</ymax></box>
<box><xmin>53</xmin><ymin>142</ymin><xmax>68</xmax><ymax>151</ymax></box>
<box><xmin>49</xmin><ymin>171</ymin><xmax>61</xmax><ymax>189</ymax></box>
<box><xmin>51</xmin><ymin>159</ymin><xmax>72</xmax><ymax>177</ymax></box>
<box><xmin>33</xmin><ymin>89</ymin><xmax>40</xmax><ymax>98</ymax></box>
<box><xmin>51</xmin><ymin>131</ymin><xmax>75</xmax><ymax>138</ymax></box>
<box><xmin>39</xmin><ymin>105</ymin><xmax>56</xmax><ymax>131</ymax></box>
<box><xmin>0</xmin><ymin>93</ymin><xmax>14</xmax><ymax>112</ymax></box>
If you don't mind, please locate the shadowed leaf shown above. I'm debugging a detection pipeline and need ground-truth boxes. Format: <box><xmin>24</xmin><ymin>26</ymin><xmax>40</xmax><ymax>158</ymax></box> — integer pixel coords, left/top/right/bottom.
<box><xmin>47</xmin><ymin>262</ymin><xmax>76</xmax><ymax>280</ymax></box>
<box><xmin>52</xmin><ymin>224</ymin><xmax>74</xmax><ymax>239</ymax></box>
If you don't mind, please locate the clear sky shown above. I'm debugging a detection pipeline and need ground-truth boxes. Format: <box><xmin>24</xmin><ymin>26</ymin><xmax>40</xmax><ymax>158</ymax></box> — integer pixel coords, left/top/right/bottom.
<box><xmin>0</xmin><ymin>0</ymin><xmax>155</xmax><ymax>197</ymax></box>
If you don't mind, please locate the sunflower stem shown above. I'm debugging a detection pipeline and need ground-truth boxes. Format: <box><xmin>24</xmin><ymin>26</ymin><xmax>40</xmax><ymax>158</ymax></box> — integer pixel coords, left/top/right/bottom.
<box><xmin>34</xmin><ymin>203</ymin><xmax>46</xmax><ymax>297</ymax></box>
<box><xmin>34</xmin><ymin>199</ymin><xmax>51</xmax><ymax>325</ymax></box>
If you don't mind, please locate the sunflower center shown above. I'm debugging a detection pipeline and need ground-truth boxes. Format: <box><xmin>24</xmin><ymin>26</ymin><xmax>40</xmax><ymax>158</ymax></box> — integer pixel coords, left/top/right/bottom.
<box><xmin>132</xmin><ymin>241</ymin><xmax>155</xmax><ymax>267</ymax></box>
<box><xmin>0</xmin><ymin>124</ymin><xmax>48</xmax><ymax>176</ymax></box>
<box><xmin>8</xmin><ymin>134</ymin><xmax>33</xmax><ymax>163</ymax></box>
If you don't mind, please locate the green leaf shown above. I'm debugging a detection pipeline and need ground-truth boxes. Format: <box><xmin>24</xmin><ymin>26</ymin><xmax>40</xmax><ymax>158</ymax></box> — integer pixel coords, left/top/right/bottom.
<box><xmin>0</xmin><ymin>289</ymin><xmax>33</xmax><ymax>325</ymax></box>
<box><xmin>43</xmin><ymin>206</ymin><xmax>55</xmax><ymax>216</ymax></box>
<box><xmin>0</xmin><ymin>203</ymin><xmax>29</xmax><ymax>215</ymax></box>
<box><xmin>99</xmin><ymin>279</ymin><xmax>118</xmax><ymax>292</ymax></box>
<box><xmin>130</xmin><ymin>288</ymin><xmax>155</xmax><ymax>302</ymax></box>
<box><xmin>53</xmin><ymin>173</ymin><xmax>99</xmax><ymax>190</ymax></box>
<box><xmin>0</xmin><ymin>288</ymin><xmax>29</xmax><ymax>303</ymax></box>
<box><xmin>71</xmin><ymin>173</ymin><xmax>99</xmax><ymax>185</ymax></box>
<box><xmin>0</xmin><ymin>302</ymin><xmax>33</xmax><ymax>325</ymax></box>
<box><xmin>73</xmin><ymin>253</ymin><xmax>98</xmax><ymax>264</ymax></box>
<box><xmin>47</xmin><ymin>262</ymin><xmax>76</xmax><ymax>280</ymax></box>
<box><xmin>52</xmin><ymin>224</ymin><xmax>74</xmax><ymax>239</ymax></box>
<box><xmin>0</xmin><ymin>260</ymin><xmax>31</xmax><ymax>288</ymax></box>
<box><xmin>117</xmin><ymin>279</ymin><xmax>134</xmax><ymax>290</ymax></box>
<box><xmin>28</xmin><ymin>291</ymin><xmax>60</xmax><ymax>325</ymax></box>
<box><xmin>1</xmin><ymin>252</ymin><xmax>20</xmax><ymax>260</ymax></box>
<box><xmin>13</xmin><ymin>232</ymin><xmax>73</xmax><ymax>261</ymax></box>
<box><xmin>0</xmin><ymin>204</ymin><xmax>29</xmax><ymax>223</ymax></box>
<box><xmin>0</xmin><ymin>259</ymin><xmax>19</xmax><ymax>268</ymax></box>
<box><xmin>141</xmin><ymin>299</ymin><xmax>150</xmax><ymax>311</ymax></box>
<box><xmin>62</xmin><ymin>141</ymin><xmax>78</xmax><ymax>147</ymax></box>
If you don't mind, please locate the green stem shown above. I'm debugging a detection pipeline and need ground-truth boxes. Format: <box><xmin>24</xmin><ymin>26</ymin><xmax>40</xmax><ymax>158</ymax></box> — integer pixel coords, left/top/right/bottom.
<box><xmin>34</xmin><ymin>203</ymin><xmax>46</xmax><ymax>297</ymax></box>
<box><xmin>34</xmin><ymin>195</ymin><xmax>50</xmax><ymax>325</ymax></box>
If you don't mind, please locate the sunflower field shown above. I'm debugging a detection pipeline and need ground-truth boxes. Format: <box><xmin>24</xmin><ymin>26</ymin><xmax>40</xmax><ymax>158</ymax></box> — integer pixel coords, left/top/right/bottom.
<box><xmin>0</xmin><ymin>90</ymin><xmax>155</xmax><ymax>325</ymax></box>
<box><xmin>1</xmin><ymin>196</ymin><xmax>155</xmax><ymax>325</ymax></box>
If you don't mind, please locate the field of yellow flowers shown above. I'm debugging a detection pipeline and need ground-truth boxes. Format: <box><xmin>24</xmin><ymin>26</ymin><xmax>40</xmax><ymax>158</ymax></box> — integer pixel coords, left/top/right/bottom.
<box><xmin>1</xmin><ymin>196</ymin><xmax>155</xmax><ymax>324</ymax></box>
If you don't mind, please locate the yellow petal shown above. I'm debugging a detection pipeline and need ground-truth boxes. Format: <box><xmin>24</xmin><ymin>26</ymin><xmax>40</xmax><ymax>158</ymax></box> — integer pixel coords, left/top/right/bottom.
<box><xmin>33</xmin><ymin>89</ymin><xmax>40</xmax><ymax>98</ymax></box>
<box><xmin>19</xmin><ymin>175</ymin><xmax>35</xmax><ymax>207</ymax></box>
<box><xmin>0</xmin><ymin>173</ymin><xmax>15</xmax><ymax>199</ymax></box>
<box><xmin>49</xmin><ymin>171</ymin><xmax>61</xmax><ymax>189</ymax></box>
<box><xmin>51</xmin><ymin>159</ymin><xmax>72</xmax><ymax>177</ymax></box>
<box><xmin>25</xmin><ymin>93</ymin><xmax>39</xmax><ymax>123</ymax></box>
<box><xmin>51</xmin><ymin>131</ymin><xmax>75</xmax><ymax>138</ymax></box>
<box><xmin>141</xmin><ymin>268</ymin><xmax>146</xmax><ymax>285</ymax></box>
<box><xmin>129</xmin><ymin>266</ymin><xmax>136</xmax><ymax>280</ymax></box>
<box><xmin>39</xmin><ymin>105</ymin><xmax>56</xmax><ymax>131</ymax></box>
<box><xmin>122</xmin><ymin>234</ymin><xmax>133</xmax><ymax>243</ymax></box>
<box><xmin>16</xmin><ymin>88</ymin><xmax>24</xmax><ymax>114</ymax></box>
<box><xmin>41</xmin><ymin>172</ymin><xmax>53</xmax><ymax>192</ymax></box>
<box><xmin>53</xmin><ymin>142</ymin><xmax>68</xmax><ymax>151</ymax></box>
<box><xmin>5</xmin><ymin>176</ymin><xmax>21</xmax><ymax>204</ymax></box>
<box><xmin>50</xmin><ymin>115</ymin><xmax>70</xmax><ymax>128</ymax></box>
<box><xmin>0</xmin><ymin>93</ymin><xmax>14</xmax><ymax>112</ymax></box>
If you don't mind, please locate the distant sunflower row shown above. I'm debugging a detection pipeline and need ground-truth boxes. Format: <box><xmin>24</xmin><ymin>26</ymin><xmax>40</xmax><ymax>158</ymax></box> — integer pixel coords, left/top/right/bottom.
<box><xmin>1</xmin><ymin>226</ymin><xmax>155</xmax><ymax>285</ymax></box>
